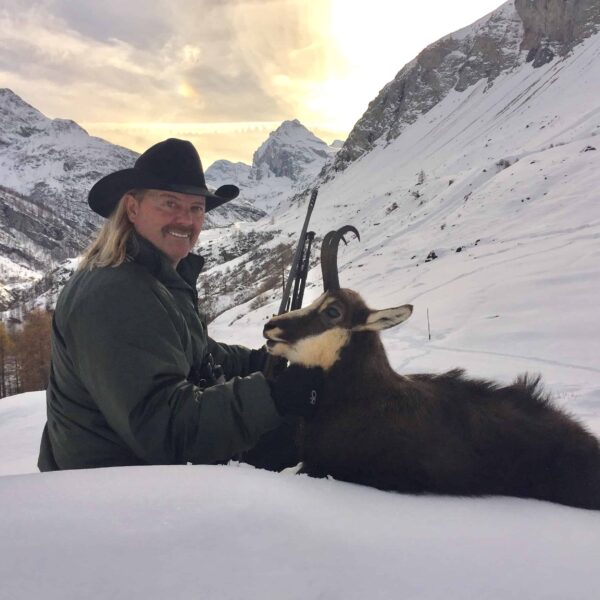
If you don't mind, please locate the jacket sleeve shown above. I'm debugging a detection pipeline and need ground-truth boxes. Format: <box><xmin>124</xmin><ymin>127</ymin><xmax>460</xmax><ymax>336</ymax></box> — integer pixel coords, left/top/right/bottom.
<box><xmin>206</xmin><ymin>337</ymin><xmax>255</xmax><ymax>379</ymax></box>
<box><xmin>65</xmin><ymin>277</ymin><xmax>283</xmax><ymax>465</ymax></box>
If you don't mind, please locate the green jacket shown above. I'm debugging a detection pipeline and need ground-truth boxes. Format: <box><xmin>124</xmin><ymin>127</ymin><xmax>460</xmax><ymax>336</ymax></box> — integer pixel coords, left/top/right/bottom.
<box><xmin>38</xmin><ymin>233</ymin><xmax>282</xmax><ymax>471</ymax></box>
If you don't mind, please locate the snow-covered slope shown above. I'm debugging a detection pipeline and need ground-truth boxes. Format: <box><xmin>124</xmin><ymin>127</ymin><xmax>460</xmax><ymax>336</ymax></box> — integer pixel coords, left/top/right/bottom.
<box><xmin>2</xmin><ymin>462</ymin><xmax>600</xmax><ymax>600</ymax></box>
<box><xmin>206</xmin><ymin>120</ymin><xmax>339</xmax><ymax>212</ymax></box>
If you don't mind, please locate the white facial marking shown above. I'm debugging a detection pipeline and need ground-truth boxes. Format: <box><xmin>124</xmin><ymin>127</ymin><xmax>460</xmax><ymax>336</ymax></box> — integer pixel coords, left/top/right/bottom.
<box><xmin>283</xmin><ymin>328</ymin><xmax>350</xmax><ymax>370</ymax></box>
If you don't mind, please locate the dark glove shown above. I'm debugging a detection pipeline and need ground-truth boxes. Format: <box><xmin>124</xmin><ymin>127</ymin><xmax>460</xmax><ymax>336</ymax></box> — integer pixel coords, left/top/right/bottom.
<box><xmin>268</xmin><ymin>364</ymin><xmax>324</xmax><ymax>419</ymax></box>
<box><xmin>248</xmin><ymin>346</ymin><xmax>269</xmax><ymax>373</ymax></box>
<box><xmin>249</xmin><ymin>346</ymin><xmax>287</xmax><ymax>377</ymax></box>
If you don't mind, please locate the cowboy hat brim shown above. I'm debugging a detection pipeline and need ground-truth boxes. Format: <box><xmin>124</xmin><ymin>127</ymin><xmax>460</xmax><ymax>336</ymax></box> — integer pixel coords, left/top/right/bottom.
<box><xmin>88</xmin><ymin>168</ymin><xmax>240</xmax><ymax>218</ymax></box>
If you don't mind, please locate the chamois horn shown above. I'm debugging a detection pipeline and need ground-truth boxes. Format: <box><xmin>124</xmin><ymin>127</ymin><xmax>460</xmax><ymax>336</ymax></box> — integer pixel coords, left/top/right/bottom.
<box><xmin>321</xmin><ymin>225</ymin><xmax>360</xmax><ymax>291</ymax></box>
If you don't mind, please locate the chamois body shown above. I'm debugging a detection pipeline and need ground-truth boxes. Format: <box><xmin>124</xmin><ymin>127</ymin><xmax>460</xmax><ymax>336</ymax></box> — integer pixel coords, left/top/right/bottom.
<box><xmin>298</xmin><ymin>330</ymin><xmax>600</xmax><ymax>509</ymax></box>
<box><xmin>264</xmin><ymin>227</ymin><xmax>600</xmax><ymax>510</ymax></box>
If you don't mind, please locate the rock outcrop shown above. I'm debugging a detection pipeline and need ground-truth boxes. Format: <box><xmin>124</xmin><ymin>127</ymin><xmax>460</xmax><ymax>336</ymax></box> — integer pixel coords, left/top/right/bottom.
<box><xmin>517</xmin><ymin>0</ymin><xmax>600</xmax><ymax>66</ymax></box>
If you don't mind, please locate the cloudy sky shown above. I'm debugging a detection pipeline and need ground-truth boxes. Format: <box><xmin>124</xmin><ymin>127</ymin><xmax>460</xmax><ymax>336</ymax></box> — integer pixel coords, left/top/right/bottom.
<box><xmin>1</xmin><ymin>0</ymin><xmax>504</xmax><ymax>166</ymax></box>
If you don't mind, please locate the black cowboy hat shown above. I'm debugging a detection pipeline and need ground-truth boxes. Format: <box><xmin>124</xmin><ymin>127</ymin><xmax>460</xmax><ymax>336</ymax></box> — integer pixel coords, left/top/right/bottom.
<box><xmin>88</xmin><ymin>138</ymin><xmax>239</xmax><ymax>217</ymax></box>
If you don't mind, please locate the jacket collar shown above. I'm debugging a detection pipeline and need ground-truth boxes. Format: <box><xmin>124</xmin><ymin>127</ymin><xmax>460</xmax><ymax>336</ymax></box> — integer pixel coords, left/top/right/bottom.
<box><xmin>127</xmin><ymin>231</ymin><xmax>205</xmax><ymax>289</ymax></box>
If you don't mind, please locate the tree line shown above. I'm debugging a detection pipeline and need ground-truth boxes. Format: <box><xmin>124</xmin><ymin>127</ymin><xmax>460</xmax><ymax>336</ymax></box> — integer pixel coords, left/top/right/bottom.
<box><xmin>0</xmin><ymin>309</ymin><xmax>52</xmax><ymax>398</ymax></box>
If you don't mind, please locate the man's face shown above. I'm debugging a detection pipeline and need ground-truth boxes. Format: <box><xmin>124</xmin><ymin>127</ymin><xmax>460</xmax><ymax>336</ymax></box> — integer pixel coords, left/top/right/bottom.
<box><xmin>125</xmin><ymin>189</ymin><xmax>206</xmax><ymax>266</ymax></box>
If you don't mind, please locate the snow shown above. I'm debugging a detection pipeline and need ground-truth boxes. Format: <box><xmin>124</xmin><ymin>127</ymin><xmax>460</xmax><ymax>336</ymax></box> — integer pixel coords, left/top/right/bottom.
<box><xmin>0</xmin><ymin>392</ymin><xmax>44</xmax><ymax>476</ymax></box>
<box><xmin>2</xmin><ymin>8</ymin><xmax>600</xmax><ymax>599</ymax></box>
<box><xmin>1</xmin><ymin>447</ymin><xmax>600</xmax><ymax>600</ymax></box>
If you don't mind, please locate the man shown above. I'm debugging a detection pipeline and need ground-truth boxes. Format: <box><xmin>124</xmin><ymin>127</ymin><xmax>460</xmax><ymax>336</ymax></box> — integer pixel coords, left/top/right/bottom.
<box><xmin>38</xmin><ymin>138</ymin><xmax>322</xmax><ymax>471</ymax></box>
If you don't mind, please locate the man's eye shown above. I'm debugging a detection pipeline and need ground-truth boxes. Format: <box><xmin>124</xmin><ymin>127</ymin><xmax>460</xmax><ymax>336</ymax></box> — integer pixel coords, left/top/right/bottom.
<box><xmin>165</xmin><ymin>200</ymin><xmax>177</xmax><ymax>209</ymax></box>
<box><xmin>325</xmin><ymin>306</ymin><xmax>341</xmax><ymax>319</ymax></box>
<box><xmin>191</xmin><ymin>205</ymin><xmax>205</xmax><ymax>213</ymax></box>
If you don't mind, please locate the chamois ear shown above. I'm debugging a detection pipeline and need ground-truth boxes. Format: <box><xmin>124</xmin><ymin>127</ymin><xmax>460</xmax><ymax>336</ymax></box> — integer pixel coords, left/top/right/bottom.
<box><xmin>356</xmin><ymin>304</ymin><xmax>413</xmax><ymax>332</ymax></box>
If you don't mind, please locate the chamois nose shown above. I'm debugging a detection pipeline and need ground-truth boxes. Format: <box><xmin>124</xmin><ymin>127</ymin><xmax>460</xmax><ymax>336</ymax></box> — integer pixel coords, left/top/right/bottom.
<box><xmin>263</xmin><ymin>321</ymin><xmax>276</xmax><ymax>336</ymax></box>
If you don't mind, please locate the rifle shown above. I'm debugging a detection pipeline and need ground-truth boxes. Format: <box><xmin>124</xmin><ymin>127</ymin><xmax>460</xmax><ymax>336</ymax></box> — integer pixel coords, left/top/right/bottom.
<box><xmin>263</xmin><ymin>188</ymin><xmax>319</xmax><ymax>379</ymax></box>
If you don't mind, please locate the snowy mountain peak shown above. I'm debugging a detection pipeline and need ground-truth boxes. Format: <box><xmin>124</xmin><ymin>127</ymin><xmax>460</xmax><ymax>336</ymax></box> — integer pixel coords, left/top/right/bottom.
<box><xmin>251</xmin><ymin>119</ymin><xmax>334</xmax><ymax>182</ymax></box>
<box><xmin>0</xmin><ymin>87</ymin><xmax>52</xmax><ymax>142</ymax></box>
<box><xmin>205</xmin><ymin>120</ymin><xmax>341</xmax><ymax>215</ymax></box>
<box><xmin>0</xmin><ymin>88</ymin><xmax>89</xmax><ymax>144</ymax></box>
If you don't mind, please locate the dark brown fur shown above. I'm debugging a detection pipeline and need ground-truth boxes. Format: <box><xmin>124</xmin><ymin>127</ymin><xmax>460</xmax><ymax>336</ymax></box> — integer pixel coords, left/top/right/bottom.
<box><xmin>299</xmin><ymin>330</ymin><xmax>600</xmax><ymax>510</ymax></box>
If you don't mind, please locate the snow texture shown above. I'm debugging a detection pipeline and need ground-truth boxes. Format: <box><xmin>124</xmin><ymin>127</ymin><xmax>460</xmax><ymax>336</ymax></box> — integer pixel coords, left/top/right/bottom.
<box><xmin>0</xmin><ymin>393</ymin><xmax>599</xmax><ymax>600</ymax></box>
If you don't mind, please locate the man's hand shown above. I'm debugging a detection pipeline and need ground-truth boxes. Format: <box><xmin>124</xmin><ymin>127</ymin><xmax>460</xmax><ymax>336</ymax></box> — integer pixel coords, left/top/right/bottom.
<box><xmin>248</xmin><ymin>346</ymin><xmax>269</xmax><ymax>373</ymax></box>
<box><xmin>268</xmin><ymin>364</ymin><xmax>324</xmax><ymax>419</ymax></box>
<box><xmin>249</xmin><ymin>346</ymin><xmax>287</xmax><ymax>377</ymax></box>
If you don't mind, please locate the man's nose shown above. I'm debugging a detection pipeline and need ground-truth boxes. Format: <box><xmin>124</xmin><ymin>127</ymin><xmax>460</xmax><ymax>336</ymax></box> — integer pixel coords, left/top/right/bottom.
<box><xmin>173</xmin><ymin>206</ymin><xmax>195</xmax><ymax>224</ymax></box>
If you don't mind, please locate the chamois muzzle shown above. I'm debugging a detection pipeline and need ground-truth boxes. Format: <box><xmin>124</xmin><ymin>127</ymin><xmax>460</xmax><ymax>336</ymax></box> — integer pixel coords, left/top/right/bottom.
<box><xmin>321</xmin><ymin>226</ymin><xmax>360</xmax><ymax>291</ymax></box>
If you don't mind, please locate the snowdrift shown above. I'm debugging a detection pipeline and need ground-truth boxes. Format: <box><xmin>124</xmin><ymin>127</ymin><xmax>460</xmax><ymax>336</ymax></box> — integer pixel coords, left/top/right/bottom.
<box><xmin>1</xmin><ymin>462</ymin><xmax>600</xmax><ymax>600</ymax></box>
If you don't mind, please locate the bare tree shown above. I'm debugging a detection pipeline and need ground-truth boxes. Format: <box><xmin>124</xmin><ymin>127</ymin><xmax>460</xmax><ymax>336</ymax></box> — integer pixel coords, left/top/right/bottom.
<box><xmin>11</xmin><ymin>309</ymin><xmax>53</xmax><ymax>393</ymax></box>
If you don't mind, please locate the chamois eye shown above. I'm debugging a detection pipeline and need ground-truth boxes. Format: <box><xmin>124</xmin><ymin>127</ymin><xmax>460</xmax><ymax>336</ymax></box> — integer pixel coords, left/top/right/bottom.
<box><xmin>325</xmin><ymin>306</ymin><xmax>341</xmax><ymax>319</ymax></box>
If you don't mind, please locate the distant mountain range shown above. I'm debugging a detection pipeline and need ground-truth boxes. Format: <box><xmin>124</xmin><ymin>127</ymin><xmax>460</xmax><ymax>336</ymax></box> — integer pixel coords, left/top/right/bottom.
<box><xmin>0</xmin><ymin>92</ymin><xmax>340</xmax><ymax>311</ymax></box>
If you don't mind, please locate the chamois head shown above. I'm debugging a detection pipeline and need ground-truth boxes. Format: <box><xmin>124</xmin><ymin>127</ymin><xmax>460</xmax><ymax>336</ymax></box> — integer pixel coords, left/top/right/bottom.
<box><xmin>263</xmin><ymin>226</ymin><xmax>413</xmax><ymax>369</ymax></box>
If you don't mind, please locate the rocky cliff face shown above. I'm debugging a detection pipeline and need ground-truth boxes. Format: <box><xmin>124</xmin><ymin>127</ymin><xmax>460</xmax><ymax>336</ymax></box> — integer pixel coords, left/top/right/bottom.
<box><xmin>329</xmin><ymin>0</ymin><xmax>600</xmax><ymax>174</ymax></box>
<box><xmin>517</xmin><ymin>0</ymin><xmax>600</xmax><ymax>65</ymax></box>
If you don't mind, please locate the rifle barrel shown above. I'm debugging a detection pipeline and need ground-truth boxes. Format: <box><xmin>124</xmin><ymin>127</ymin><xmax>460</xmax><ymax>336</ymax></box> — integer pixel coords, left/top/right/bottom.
<box><xmin>276</xmin><ymin>188</ymin><xmax>318</xmax><ymax>316</ymax></box>
<box><xmin>264</xmin><ymin>188</ymin><xmax>319</xmax><ymax>380</ymax></box>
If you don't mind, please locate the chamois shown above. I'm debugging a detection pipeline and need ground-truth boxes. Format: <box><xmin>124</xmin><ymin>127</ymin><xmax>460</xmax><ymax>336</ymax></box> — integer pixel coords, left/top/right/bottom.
<box><xmin>264</xmin><ymin>226</ymin><xmax>600</xmax><ymax>510</ymax></box>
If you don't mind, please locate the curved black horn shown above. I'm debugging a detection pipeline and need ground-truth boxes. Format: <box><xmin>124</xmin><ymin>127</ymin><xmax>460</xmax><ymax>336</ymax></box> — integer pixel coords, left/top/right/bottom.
<box><xmin>321</xmin><ymin>225</ymin><xmax>360</xmax><ymax>291</ymax></box>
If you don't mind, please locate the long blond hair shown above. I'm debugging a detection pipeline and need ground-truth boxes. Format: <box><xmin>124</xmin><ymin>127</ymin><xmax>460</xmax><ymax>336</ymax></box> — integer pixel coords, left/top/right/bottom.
<box><xmin>78</xmin><ymin>190</ymin><xmax>145</xmax><ymax>270</ymax></box>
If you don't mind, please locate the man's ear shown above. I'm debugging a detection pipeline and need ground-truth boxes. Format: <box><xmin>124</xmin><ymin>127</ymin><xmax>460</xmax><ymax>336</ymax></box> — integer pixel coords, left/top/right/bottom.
<box><xmin>124</xmin><ymin>194</ymin><xmax>139</xmax><ymax>222</ymax></box>
<box><xmin>355</xmin><ymin>305</ymin><xmax>413</xmax><ymax>332</ymax></box>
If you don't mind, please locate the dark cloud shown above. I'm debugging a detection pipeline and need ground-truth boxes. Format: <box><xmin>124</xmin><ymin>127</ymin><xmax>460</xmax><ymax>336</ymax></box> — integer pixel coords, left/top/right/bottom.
<box><xmin>48</xmin><ymin>0</ymin><xmax>171</xmax><ymax>49</ymax></box>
